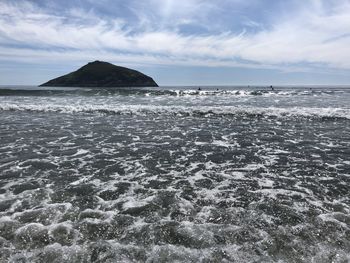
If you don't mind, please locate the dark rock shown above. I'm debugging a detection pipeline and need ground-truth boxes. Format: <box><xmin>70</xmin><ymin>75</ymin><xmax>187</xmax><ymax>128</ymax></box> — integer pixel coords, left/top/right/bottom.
<box><xmin>40</xmin><ymin>61</ymin><xmax>158</xmax><ymax>87</ymax></box>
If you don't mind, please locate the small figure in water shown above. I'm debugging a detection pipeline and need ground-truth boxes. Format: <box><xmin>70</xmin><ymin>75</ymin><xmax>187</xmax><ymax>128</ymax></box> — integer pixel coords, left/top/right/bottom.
<box><xmin>270</xmin><ymin>85</ymin><xmax>274</xmax><ymax>91</ymax></box>
<box><xmin>198</xmin><ymin>87</ymin><xmax>201</xmax><ymax>91</ymax></box>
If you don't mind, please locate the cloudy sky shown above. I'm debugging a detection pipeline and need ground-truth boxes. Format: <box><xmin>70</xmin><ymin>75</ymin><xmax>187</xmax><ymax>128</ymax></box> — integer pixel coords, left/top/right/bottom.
<box><xmin>1</xmin><ymin>0</ymin><xmax>350</xmax><ymax>85</ymax></box>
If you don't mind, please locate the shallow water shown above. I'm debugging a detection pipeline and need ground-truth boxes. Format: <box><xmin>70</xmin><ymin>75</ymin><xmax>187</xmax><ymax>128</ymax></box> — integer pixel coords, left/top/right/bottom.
<box><xmin>0</xmin><ymin>86</ymin><xmax>349</xmax><ymax>262</ymax></box>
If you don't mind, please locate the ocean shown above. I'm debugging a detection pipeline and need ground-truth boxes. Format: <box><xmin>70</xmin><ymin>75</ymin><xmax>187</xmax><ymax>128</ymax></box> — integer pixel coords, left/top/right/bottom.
<box><xmin>0</xmin><ymin>86</ymin><xmax>349</xmax><ymax>262</ymax></box>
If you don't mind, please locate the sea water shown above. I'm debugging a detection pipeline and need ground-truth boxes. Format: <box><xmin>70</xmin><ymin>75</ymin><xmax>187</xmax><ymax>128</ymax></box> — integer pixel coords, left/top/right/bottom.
<box><xmin>0</xmin><ymin>86</ymin><xmax>349</xmax><ymax>262</ymax></box>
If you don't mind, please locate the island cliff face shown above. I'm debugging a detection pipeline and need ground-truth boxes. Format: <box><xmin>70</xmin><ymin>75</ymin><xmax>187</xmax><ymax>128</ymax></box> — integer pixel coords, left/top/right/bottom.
<box><xmin>40</xmin><ymin>61</ymin><xmax>158</xmax><ymax>87</ymax></box>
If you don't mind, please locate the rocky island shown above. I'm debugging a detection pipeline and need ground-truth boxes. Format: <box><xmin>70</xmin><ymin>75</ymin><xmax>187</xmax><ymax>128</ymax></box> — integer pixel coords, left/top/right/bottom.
<box><xmin>40</xmin><ymin>61</ymin><xmax>158</xmax><ymax>87</ymax></box>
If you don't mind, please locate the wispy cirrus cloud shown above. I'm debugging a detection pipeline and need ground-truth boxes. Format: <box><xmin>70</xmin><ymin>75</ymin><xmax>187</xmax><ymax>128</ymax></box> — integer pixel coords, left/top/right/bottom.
<box><xmin>1</xmin><ymin>0</ymin><xmax>350</xmax><ymax>72</ymax></box>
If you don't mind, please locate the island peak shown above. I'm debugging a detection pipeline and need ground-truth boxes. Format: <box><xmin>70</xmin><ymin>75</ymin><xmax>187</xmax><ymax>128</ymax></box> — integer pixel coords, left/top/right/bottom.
<box><xmin>40</xmin><ymin>61</ymin><xmax>158</xmax><ymax>88</ymax></box>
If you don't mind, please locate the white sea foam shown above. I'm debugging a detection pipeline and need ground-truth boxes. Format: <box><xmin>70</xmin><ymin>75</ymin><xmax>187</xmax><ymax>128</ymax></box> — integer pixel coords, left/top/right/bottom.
<box><xmin>170</xmin><ymin>89</ymin><xmax>340</xmax><ymax>97</ymax></box>
<box><xmin>1</xmin><ymin>103</ymin><xmax>349</xmax><ymax>119</ymax></box>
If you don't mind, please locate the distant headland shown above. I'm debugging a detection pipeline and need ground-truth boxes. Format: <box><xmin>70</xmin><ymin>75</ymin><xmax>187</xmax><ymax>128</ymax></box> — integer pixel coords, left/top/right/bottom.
<box><xmin>39</xmin><ymin>61</ymin><xmax>158</xmax><ymax>88</ymax></box>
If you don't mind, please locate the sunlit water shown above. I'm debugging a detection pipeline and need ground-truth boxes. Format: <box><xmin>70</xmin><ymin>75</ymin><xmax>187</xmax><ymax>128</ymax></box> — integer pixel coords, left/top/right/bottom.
<box><xmin>0</xmin><ymin>86</ymin><xmax>349</xmax><ymax>262</ymax></box>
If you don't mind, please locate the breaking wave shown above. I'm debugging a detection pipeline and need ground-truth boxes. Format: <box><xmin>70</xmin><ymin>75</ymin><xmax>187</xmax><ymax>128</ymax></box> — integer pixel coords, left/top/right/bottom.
<box><xmin>0</xmin><ymin>103</ymin><xmax>349</xmax><ymax>120</ymax></box>
<box><xmin>0</xmin><ymin>87</ymin><xmax>349</xmax><ymax>97</ymax></box>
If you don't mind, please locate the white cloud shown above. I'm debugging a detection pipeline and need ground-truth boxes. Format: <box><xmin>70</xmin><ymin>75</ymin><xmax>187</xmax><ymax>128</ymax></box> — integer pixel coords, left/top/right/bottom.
<box><xmin>128</xmin><ymin>0</ymin><xmax>218</xmax><ymax>30</ymax></box>
<box><xmin>1</xmin><ymin>0</ymin><xmax>350</xmax><ymax>71</ymax></box>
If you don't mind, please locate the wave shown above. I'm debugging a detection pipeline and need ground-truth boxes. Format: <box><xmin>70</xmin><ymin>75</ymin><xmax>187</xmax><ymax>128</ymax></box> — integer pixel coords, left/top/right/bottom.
<box><xmin>1</xmin><ymin>103</ymin><xmax>349</xmax><ymax>120</ymax></box>
<box><xmin>168</xmin><ymin>89</ymin><xmax>340</xmax><ymax>97</ymax></box>
<box><xmin>0</xmin><ymin>88</ymin><xmax>174</xmax><ymax>97</ymax></box>
<box><xmin>0</xmin><ymin>88</ymin><xmax>348</xmax><ymax>97</ymax></box>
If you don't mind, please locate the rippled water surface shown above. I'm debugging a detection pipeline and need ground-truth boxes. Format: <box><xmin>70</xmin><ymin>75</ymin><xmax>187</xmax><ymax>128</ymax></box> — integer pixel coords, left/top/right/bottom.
<box><xmin>0</xmin><ymin>86</ymin><xmax>349</xmax><ymax>262</ymax></box>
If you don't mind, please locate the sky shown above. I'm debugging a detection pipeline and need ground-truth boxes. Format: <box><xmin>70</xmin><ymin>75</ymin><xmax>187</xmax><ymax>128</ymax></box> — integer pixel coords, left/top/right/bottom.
<box><xmin>1</xmin><ymin>0</ymin><xmax>350</xmax><ymax>85</ymax></box>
